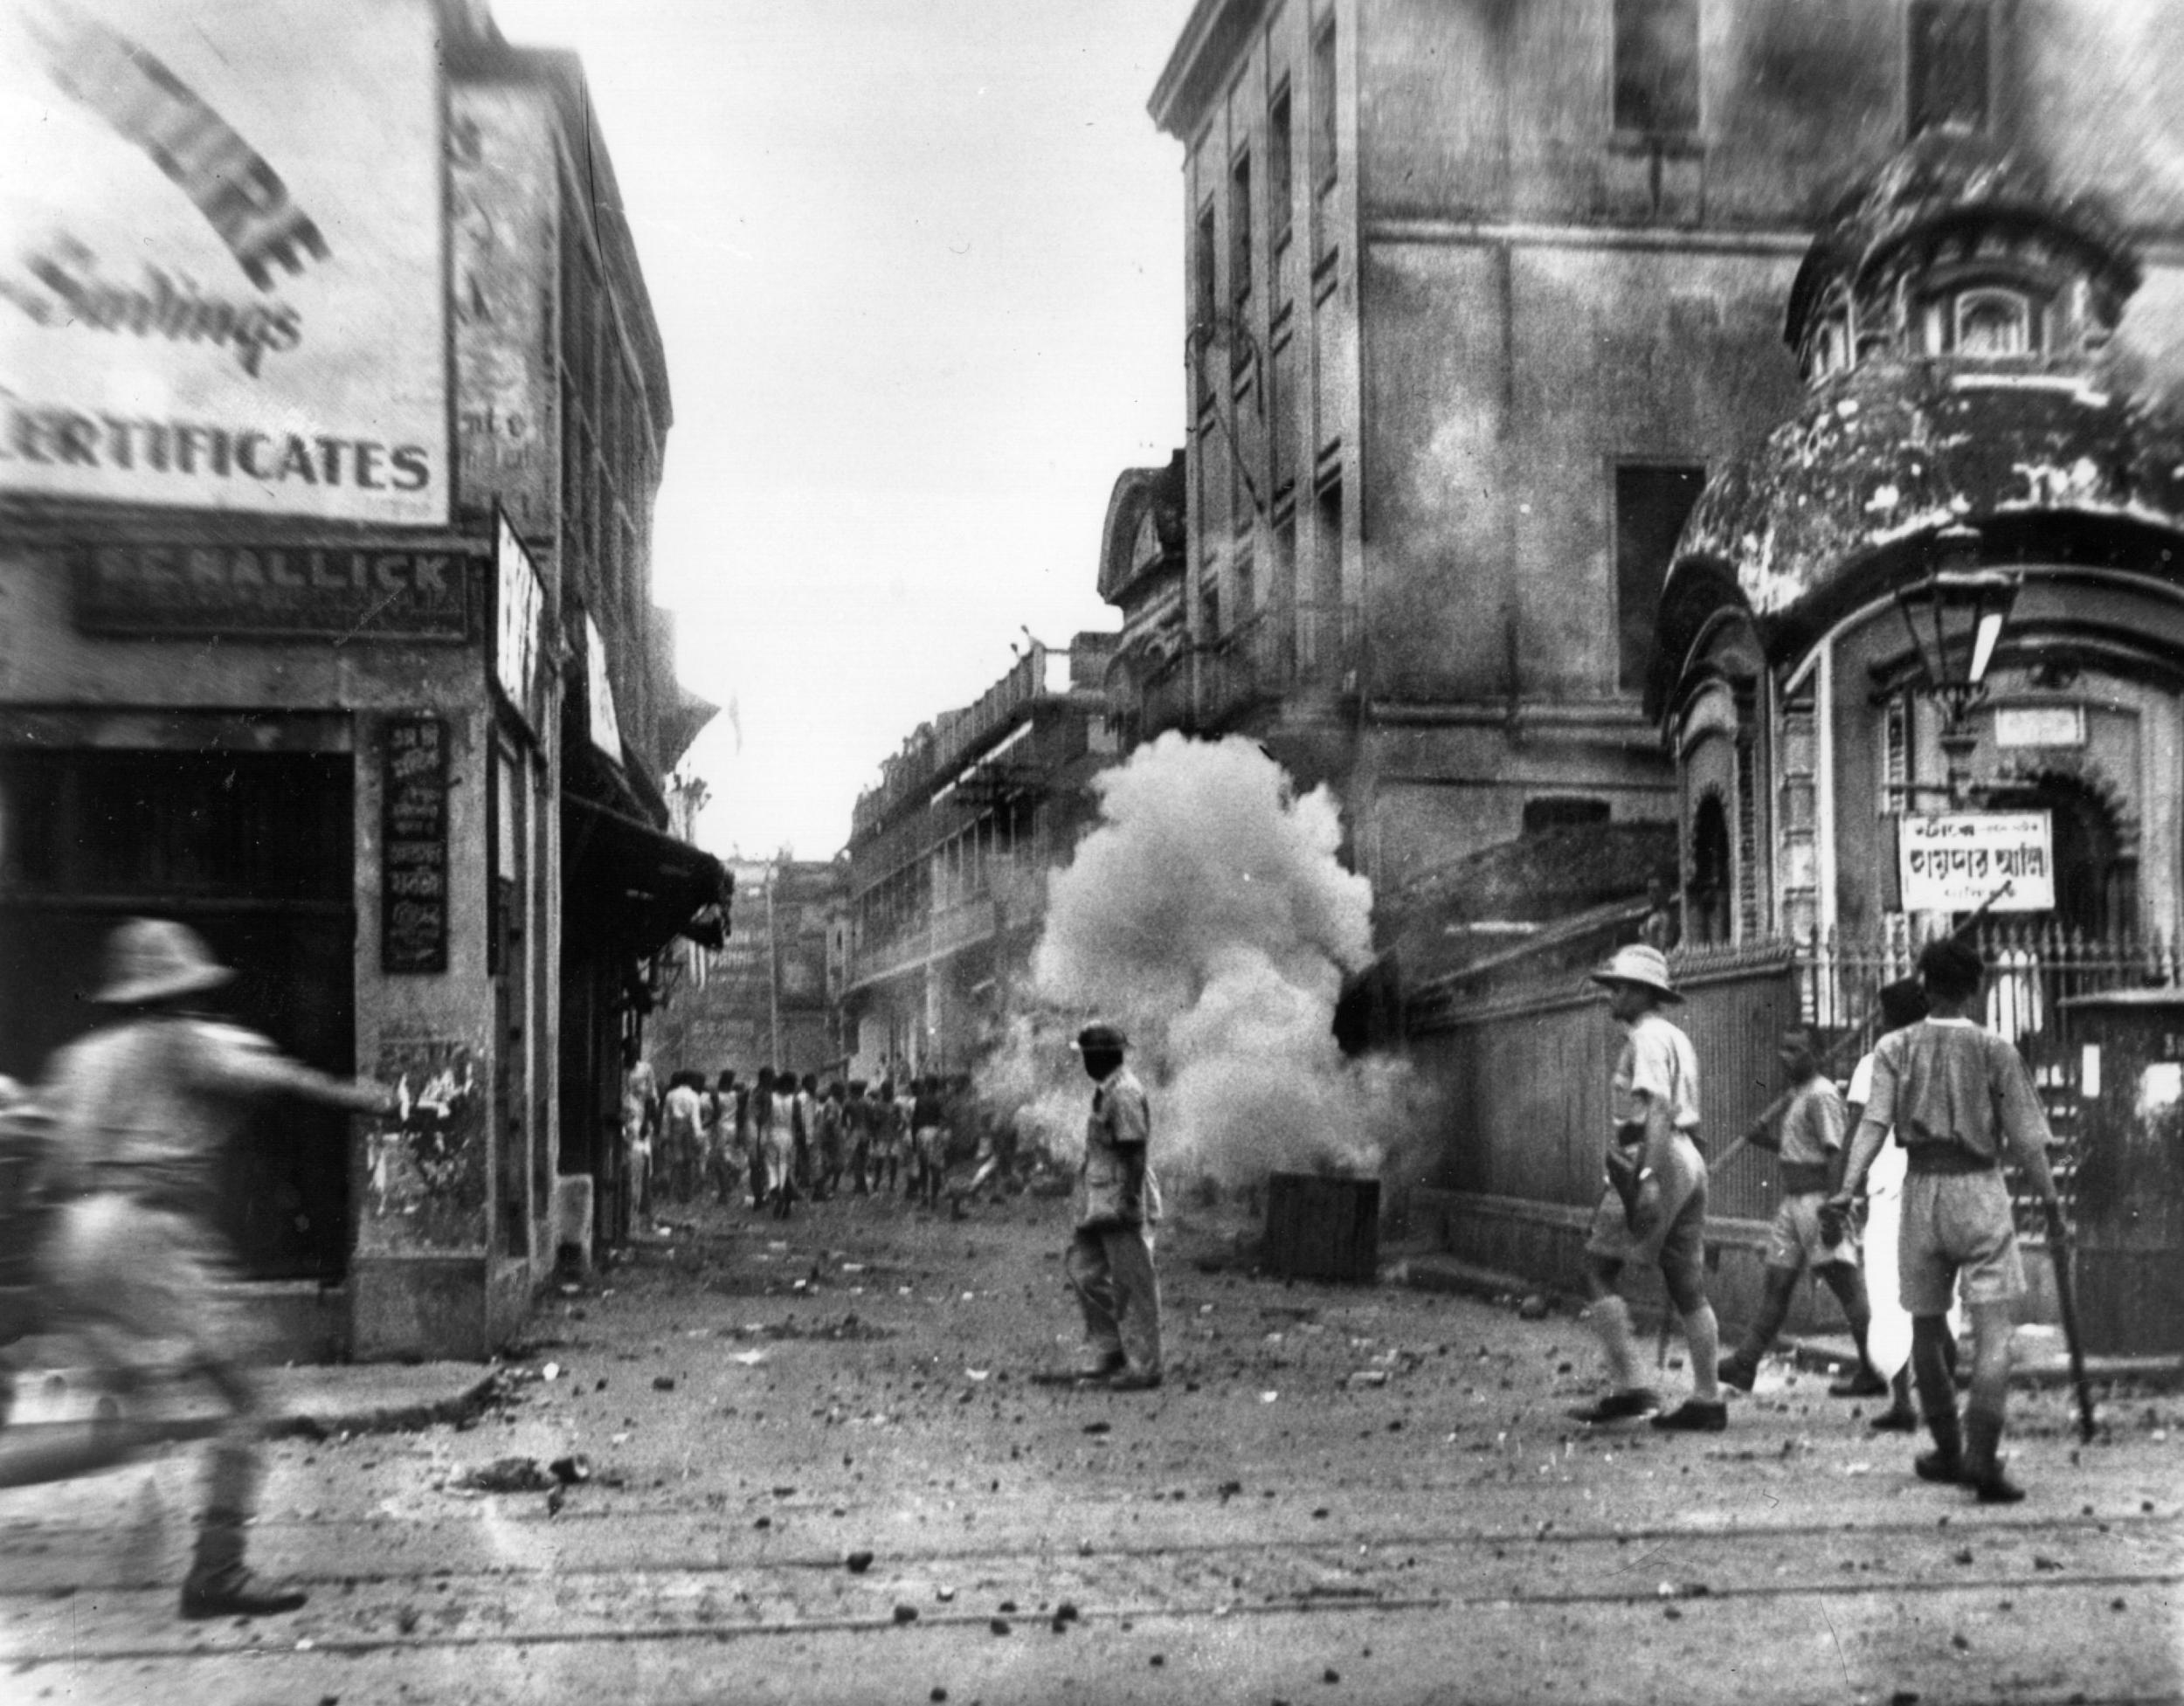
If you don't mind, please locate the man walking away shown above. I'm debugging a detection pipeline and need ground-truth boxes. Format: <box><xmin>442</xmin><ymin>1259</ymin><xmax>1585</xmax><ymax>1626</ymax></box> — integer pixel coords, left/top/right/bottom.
<box><xmin>747</xmin><ymin>1067</ymin><xmax>774</xmax><ymax>1211</ymax></box>
<box><xmin>708</xmin><ymin>1071</ymin><xmax>742</xmax><ymax>1205</ymax></box>
<box><xmin>1569</xmin><ymin>945</ymin><xmax>1726</xmax><ymax>1433</ymax></box>
<box><xmin>1827</xmin><ymin>938</ymin><xmax>2065</xmax><ymax>1503</ymax></box>
<box><xmin>1718</xmin><ymin>1027</ymin><xmax>1898</xmax><ymax>1409</ymax></box>
<box><xmin>33</xmin><ymin>919</ymin><xmax>392</xmax><ymax>1619</ymax></box>
<box><xmin>912</xmin><ymin>1075</ymin><xmax>949</xmax><ymax>1208</ymax></box>
<box><xmin>620</xmin><ymin>1041</ymin><xmax>657</xmax><ymax>1223</ymax></box>
<box><xmin>1062</xmin><ymin>1024</ymin><xmax>1162</xmax><ymax>1391</ymax></box>
<box><xmin>660</xmin><ymin>1071</ymin><xmax>704</xmax><ymax>1205</ymax></box>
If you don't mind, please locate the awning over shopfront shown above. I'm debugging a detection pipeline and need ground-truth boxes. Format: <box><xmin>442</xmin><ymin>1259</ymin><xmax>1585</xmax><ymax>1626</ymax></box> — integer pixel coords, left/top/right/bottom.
<box><xmin>562</xmin><ymin>795</ymin><xmax>732</xmax><ymax>957</ymax></box>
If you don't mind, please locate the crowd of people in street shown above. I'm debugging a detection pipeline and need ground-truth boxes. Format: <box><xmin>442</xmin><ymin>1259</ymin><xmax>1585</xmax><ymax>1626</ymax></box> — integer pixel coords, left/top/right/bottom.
<box><xmin>619</xmin><ymin>1051</ymin><xmax>1016</xmax><ymax>1225</ymax></box>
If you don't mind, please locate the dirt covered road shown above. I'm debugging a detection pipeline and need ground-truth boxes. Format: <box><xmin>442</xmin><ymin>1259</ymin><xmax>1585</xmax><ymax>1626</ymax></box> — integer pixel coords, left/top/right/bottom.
<box><xmin>3</xmin><ymin>1187</ymin><xmax>2180</xmax><ymax>1704</ymax></box>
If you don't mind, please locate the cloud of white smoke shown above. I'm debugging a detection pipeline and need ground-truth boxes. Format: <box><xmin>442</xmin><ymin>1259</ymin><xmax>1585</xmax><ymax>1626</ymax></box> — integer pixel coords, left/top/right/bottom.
<box><xmin>982</xmin><ymin>732</ymin><xmax>1423</xmax><ymax>1185</ymax></box>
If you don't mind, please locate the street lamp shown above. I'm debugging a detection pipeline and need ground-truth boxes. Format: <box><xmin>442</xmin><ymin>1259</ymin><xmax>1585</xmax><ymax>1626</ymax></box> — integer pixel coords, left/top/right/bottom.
<box><xmin>1892</xmin><ymin>523</ymin><xmax>2021</xmax><ymax>808</ymax></box>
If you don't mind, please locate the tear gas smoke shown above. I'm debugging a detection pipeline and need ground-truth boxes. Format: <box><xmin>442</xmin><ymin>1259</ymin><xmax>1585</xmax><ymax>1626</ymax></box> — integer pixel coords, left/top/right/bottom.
<box><xmin>979</xmin><ymin>733</ymin><xmax>1426</xmax><ymax>1185</ymax></box>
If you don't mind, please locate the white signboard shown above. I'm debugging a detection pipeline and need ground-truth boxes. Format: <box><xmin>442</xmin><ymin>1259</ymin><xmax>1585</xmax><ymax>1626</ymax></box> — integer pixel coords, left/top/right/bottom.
<box><xmin>1900</xmin><ymin>812</ymin><xmax>2054</xmax><ymax>913</ymax></box>
<box><xmin>0</xmin><ymin>0</ymin><xmax>448</xmax><ymax>523</ymax></box>
<box><xmin>584</xmin><ymin>615</ymin><xmax>624</xmax><ymax>760</ymax></box>
<box><xmin>494</xmin><ymin>514</ymin><xmax>544</xmax><ymax>736</ymax></box>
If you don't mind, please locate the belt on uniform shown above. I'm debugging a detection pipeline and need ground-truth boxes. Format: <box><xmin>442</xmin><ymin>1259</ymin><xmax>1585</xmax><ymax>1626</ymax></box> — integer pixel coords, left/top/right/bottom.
<box><xmin>1904</xmin><ymin>1146</ymin><xmax>1995</xmax><ymax>1177</ymax></box>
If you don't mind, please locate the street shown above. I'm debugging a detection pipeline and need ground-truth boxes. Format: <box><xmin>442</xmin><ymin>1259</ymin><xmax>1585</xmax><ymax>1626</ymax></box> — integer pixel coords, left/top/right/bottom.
<box><xmin>2</xmin><ymin>1189</ymin><xmax>2178</xmax><ymax>1706</ymax></box>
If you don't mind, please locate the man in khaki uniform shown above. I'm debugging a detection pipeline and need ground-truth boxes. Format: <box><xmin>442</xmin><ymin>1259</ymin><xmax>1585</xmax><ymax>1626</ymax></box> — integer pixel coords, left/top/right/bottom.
<box><xmin>1062</xmin><ymin>1023</ymin><xmax>1162</xmax><ymax>1391</ymax></box>
<box><xmin>32</xmin><ymin>920</ymin><xmax>391</xmax><ymax>1619</ymax></box>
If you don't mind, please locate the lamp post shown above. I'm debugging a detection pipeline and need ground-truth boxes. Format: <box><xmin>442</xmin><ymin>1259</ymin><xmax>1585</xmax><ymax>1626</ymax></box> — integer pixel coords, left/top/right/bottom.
<box><xmin>1892</xmin><ymin>522</ymin><xmax>2021</xmax><ymax>809</ymax></box>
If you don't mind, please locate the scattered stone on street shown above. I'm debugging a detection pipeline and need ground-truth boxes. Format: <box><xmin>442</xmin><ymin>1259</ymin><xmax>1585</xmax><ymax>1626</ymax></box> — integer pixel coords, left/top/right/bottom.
<box><xmin>2</xmin><ymin>1191</ymin><xmax>2178</xmax><ymax>1703</ymax></box>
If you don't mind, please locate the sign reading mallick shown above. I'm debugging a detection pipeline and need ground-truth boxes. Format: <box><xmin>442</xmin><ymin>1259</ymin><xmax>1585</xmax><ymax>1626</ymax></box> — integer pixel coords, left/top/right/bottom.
<box><xmin>0</xmin><ymin>0</ymin><xmax>448</xmax><ymax>524</ymax></box>
<box><xmin>1899</xmin><ymin>812</ymin><xmax>2054</xmax><ymax>914</ymax></box>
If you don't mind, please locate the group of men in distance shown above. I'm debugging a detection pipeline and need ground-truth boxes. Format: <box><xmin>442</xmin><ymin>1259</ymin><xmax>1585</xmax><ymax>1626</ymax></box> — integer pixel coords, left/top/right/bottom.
<box><xmin>1576</xmin><ymin>935</ymin><xmax>2066</xmax><ymax>1506</ymax></box>
<box><xmin>620</xmin><ymin>1050</ymin><xmax>994</xmax><ymax>1223</ymax></box>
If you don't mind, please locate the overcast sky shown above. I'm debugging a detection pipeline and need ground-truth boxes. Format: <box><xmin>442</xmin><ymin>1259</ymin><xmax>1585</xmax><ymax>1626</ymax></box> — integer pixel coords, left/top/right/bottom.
<box><xmin>489</xmin><ymin>0</ymin><xmax>1190</xmax><ymax>860</ymax></box>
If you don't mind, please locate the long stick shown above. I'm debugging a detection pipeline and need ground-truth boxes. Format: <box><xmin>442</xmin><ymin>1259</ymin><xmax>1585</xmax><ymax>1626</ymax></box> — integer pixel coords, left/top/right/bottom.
<box><xmin>2044</xmin><ymin>1200</ymin><xmax>2098</xmax><ymax>1445</ymax></box>
<box><xmin>1706</xmin><ymin>880</ymin><xmax>2016</xmax><ymax>1171</ymax></box>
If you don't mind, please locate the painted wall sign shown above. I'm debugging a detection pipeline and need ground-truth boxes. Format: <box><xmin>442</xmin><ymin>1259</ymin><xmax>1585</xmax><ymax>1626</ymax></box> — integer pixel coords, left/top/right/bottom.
<box><xmin>382</xmin><ymin>715</ymin><xmax>450</xmax><ymax>973</ymax></box>
<box><xmin>1994</xmin><ymin>704</ymin><xmax>2087</xmax><ymax>749</ymax></box>
<box><xmin>72</xmin><ymin>543</ymin><xmax>469</xmax><ymax>639</ymax></box>
<box><xmin>452</xmin><ymin>84</ymin><xmax>554</xmax><ymax>535</ymax></box>
<box><xmin>0</xmin><ymin>0</ymin><xmax>449</xmax><ymax>523</ymax></box>
<box><xmin>360</xmin><ymin>1038</ymin><xmax>485</xmax><ymax>1253</ymax></box>
<box><xmin>494</xmin><ymin>514</ymin><xmax>545</xmax><ymax>734</ymax></box>
<box><xmin>1900</xmin><ymin>811</ymin><xmax>2055</xmax><ymax>913</ymax></box>
<box><xmin>585</xmin><ymin>613</ymin><xmax>625</xmax><ymax>758</ymax></box>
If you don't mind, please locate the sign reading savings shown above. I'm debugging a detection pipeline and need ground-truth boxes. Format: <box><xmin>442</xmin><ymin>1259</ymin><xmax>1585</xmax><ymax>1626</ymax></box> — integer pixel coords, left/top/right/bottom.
<box><xmin>0</xmin><ymin>0</ymin><xmax>448</xmax><ymax>524</ymax></box>
<box><xmin>1900</xmin><ymin>812</ymin><xmax>2055</xmax><ymax>914</ymax></box>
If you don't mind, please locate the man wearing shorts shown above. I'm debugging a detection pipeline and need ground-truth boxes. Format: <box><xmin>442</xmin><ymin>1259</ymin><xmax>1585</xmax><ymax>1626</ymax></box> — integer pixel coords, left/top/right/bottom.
<box><xmin>1570</xmin><ymin>944</ymin><xmax>1726</xmax><ymax>1432</ymax></box>
<box><xmin>1828</xmin><ymin>938</ymin><xmax>2064</xmax><ymax>1503</ymax></box>
<box><xmin>1717</xmin><ymin>1027</ymin><xmax>1901</xmax><ymax>1411</ymax></box>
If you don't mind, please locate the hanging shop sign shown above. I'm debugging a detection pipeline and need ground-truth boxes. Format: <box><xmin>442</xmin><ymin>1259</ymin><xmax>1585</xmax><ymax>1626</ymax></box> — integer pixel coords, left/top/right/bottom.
<box><xmin>493</xmin><ymin>513</ymin><xmax>546</xmax><ymax>734</ymax></box>
<box><xmin>382</xmin><ymin>715</ymin><xmax>450</xmax><ymax>973</ymax></box>
<box><xmin>0</xmin><ymin>0</ymin><xmax>449</xmax><ymax>524</ymax></box>
<box><xmin>1899</xmin><ymin>812</ymin><xmax>2054</xmax><ymax>914</ymax></box>
<box><xmin>72</xmin><ymin>542</ymin><xmax>470</xmax><ymax>639</ymax></box>
<box><xmin>585</xmin><ymin>613</ymin><xmax>625</xmax><ymax>759</ymax></box>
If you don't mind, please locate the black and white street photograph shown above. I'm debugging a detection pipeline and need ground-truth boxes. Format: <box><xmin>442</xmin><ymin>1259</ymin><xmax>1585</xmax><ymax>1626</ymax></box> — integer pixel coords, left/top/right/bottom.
<box><xmin>3</xmin><ymin>1</ymin><xmax>2183</xmax><ymax>1701</ymax></box>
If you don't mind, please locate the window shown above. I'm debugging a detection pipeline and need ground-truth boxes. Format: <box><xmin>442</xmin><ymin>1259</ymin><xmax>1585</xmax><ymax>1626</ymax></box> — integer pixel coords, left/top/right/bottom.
<box><xmin>1199</xmin><ymin>571</ymin><xmax>1222</xmax><ymax>640</ymax></box>
<box><xmin>1228</xmin><ymin>149</ymin><xmax>1253</xmax><ymax>310</ymax></box>
<box><xmin>1909</xmin><ymin>0</ymin><xmax>1989</xmax><ymax>135</ymax></box>
<box><xmin>1268</xmin><ymin>83</ymin><xmax>1294</xmax><ymax>249</ymax></box>
<box><xmin>1613</xmin><ymin>0</ymin><xmax>1700</xmax><ymax>137</ymax></box>
<box><xmin>1614</xmin><ymin>463</ymin><xmax>1706</xmax><ymax>690</ymax></box>
<box><xmin>1310</xmin><ymin>21</ymin><xmax>1337</xmax><ymax>190</ymax></box>
<box><xmin>1956</xmin><ymin>287</ymin><xmax>2031</xmax><ymax>356</ymax></box>
<box><xmin>1193</xmin><ymin>199</ymin><xmax>1218</xmax><ymax>406</ymax></box>
<box><xmin>1269</xmin><ymin>335</ymin><xmax>1298</xmax><ymax>501</ymax></box>
<box><xmin>1312</xmin><ymin>478</ymin><xmax>1343</xmax><ymax>609</ymax></box>
<box><xmin>1234</xmin><ymin>551</ymin><xmax>1255</xmax><ymax>624</ymax></box>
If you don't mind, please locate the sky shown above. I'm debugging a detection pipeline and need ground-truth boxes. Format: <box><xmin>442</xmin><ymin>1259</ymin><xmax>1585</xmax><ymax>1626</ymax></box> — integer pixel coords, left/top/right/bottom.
<box><xmin>488</xmin><ymin>0</ymin><xmax>1192</xmax><ymax>860</ymax></box>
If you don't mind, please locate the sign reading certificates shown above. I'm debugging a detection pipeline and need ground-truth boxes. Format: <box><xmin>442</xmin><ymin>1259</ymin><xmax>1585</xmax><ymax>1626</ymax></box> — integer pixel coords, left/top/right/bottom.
<box><xmin>0</xmin><ymin>0</ymin><xmax>448</xmax><ymax>524</ymax></box>
<box><xmin>1900</xmin><ymin>812</ymin><xmax>2054</xmax><ymax>913</ymax></box>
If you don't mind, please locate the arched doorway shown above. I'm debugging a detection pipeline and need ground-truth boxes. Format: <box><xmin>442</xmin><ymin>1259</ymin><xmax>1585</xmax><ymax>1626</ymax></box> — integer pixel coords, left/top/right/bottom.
<box><xmin>1987</xmin><ymin>773</ymin><xmax>2132</xmax><ymax>939</ymax></box>
<box><xmin>1688</xmin><ymin>791</ymin><xmax>1732</xmax><ymax>945</ymax></box>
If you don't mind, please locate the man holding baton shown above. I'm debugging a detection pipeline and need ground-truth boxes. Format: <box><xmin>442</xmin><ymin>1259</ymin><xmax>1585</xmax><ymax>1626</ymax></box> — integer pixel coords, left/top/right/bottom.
<box><xmin>1823</xmin><ymin>937</ymin><xmax>2066</xmax><ymax>1502</ymax></box>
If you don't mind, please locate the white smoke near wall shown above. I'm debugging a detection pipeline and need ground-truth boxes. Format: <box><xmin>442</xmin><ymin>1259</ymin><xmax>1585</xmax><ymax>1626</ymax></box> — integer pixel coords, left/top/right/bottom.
<box><xmin>979</xmin><ymin>732</ymin><xmax>1426</xmax><ymax>1185</ymax></box>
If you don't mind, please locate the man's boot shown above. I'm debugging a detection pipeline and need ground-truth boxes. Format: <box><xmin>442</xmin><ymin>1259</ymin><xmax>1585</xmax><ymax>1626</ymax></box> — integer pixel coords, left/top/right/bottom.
<box><xmin>1870</xmin><ymin>1368</ymin><xmax>1919</xmax><ymax>1432</ymax></box>
<box><xmin>179</xmin><ymin>1442</ymin><xmax>306</xmax><ymax>1620</ymax></box>
<box><xmin>1962</xmin><ymin>1407</ymin><xmax>2025</xmax><ymax>1504</ymax></box>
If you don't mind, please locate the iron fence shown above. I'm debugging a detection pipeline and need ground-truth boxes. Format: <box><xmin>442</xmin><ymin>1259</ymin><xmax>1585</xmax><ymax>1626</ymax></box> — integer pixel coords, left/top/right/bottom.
<box><xmin>1411</xmin><ymin>922</ymin><xmax>2181</xmax><ymax>1237</ymax></box>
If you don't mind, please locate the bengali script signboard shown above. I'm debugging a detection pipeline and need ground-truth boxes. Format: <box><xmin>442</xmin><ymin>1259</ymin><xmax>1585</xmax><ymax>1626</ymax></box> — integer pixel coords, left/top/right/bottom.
<box><xmin>0</xmin><ymin>0</ymin><xmax>448</xmax><ymax>523</ymax></box>
<box><xmin>382</xmin><ymin>715</ymin><xmax>450</xmax><ymax>974</ymax></box>
<box><xmin>1899</xmin><ymin>812</ymin><xmax>2054</xmax><ymax>914</ymax></box>
<box><xmin>493</xmin><ymin>514</ymin><xmax>545</xmax><ymax>734</ymax></box>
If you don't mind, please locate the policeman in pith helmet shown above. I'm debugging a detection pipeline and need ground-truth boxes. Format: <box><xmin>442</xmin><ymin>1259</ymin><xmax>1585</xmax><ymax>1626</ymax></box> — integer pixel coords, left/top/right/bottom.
<box><xmin>24</xmin><ymin>919</ymin><xmax>393</xmax><ymax>1619</ymax></box>
<box><xmin>1570</xmin><ymin>943</ymin><xmax>1727</xmax><ymax>1433</ymax></box>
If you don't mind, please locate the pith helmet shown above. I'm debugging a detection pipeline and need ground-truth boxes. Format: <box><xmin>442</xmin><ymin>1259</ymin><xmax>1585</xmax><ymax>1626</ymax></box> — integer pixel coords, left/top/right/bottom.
<box><xmin>1073</xmin><ymin>1021</ymin><xmax>1129</xmax><ymax>1053</ymax></box>
<box><xmin>1591</xmin><ymin>943</ymin><xmax>1683</xmax><ymax>1003</ymax></box>
<box><xmin>93</xmin><ymin>918</ymin><xmax>235</xmax><ymax>1005</ymax></box>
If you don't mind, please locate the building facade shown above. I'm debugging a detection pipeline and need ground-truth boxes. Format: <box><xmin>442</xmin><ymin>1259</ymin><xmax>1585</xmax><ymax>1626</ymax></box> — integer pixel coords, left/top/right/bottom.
<box><xmin>647</xmin><ymin>854</ymin><xmax>847</xmax><ymax>1086</ymax></box>
<box><xmin>0</xmin><ymin>0</ymin><xmax>722</xmax><ymax>1359</ymax></box>
<box><xmin>1137</xmin><ymin>0</ymin><xmax>2147</xmax><ymax>941</ymax></box>
<box><xmin>843</xmin><ymin>639</ymin><xmax>1117</xmax><ymax>1085</ymax></box>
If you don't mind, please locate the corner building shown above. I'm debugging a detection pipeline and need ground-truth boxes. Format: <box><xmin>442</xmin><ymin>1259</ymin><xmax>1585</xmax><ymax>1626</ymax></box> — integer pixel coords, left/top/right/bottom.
<box><xmin>1137</xmin><ymin>0</ymin><xmax>2148</xmax><ymax>922</ymax></box>
<box><xmin>0</xmin><ymin>0</ymin><xmax>722</xmax><ymax>1360</ymax></box>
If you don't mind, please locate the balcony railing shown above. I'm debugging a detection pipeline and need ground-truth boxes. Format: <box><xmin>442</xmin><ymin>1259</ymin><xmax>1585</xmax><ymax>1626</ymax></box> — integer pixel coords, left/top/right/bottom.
<box><xmin>1137</xmin><ymin>602</ymin><xmax>1358</xmax><ymax>740</ymax></box>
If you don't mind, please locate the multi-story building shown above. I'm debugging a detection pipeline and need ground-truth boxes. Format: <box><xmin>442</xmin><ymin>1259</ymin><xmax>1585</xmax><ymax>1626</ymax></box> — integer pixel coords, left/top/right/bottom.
<box><xmin>648</xmin><ymin>854</ymin><xmax>847</xmax><ymax>1085</ymax></box>
<box><xmin>843</xmin><ymin>639</ymin><xmax>1117</xmax><ymax>1083</ymax></box>
<box><xmin>0</xmin><ymin>0</ymin><xmax>722</xmax><ymax>1358</ymax></box>
<box><xmin>1136</xmin><ymin>1</ymin><xmax>2086</xmax><ymax>934</ymax></box>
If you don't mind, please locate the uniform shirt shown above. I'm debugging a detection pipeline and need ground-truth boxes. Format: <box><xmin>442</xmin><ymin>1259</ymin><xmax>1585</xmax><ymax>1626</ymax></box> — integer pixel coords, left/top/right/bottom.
<box><xmin>43</xmin><ymin>1014</ymin><xmax>377</xmax><ymax>1212</ymax></box>
<box><xmin>661</xmin><ymin>1082</ymin><xmax>703</xmax><ymax>1148</ymax></box>
<box><xmin>1610</xmin><ymin>1011</ymin><xmax>1702</xmax><ymax>1137</ymax></box>
<box><xmin>1776</xmin><ymin>1074</ymin><xmax>1847</xmax><ymax>1193</ymax></box>
<box><xmin>620</xmin><ymin>1060</ymin><xmax>658</xmax><ymax>1140</ymax></box>
<box><xmin>1861</xmin><ymin>1016</ymin><xmax>2049</xmax><ymax>1167</ymax></box>
<box><xmin>1075</xmin><ymin>1063</ymin><xmax>1158</xmax><ymax>1231</ymax></box>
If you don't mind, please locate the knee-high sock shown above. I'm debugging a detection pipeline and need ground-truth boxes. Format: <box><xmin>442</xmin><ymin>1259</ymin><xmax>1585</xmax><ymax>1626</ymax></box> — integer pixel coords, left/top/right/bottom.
<box><xmin>1911</xmin><ymin>1314</ymin><xmax>1959</xmax><ymax>1455</ymax></box>
<box><xmin>1683</xmin><ymin>1303</ymin><xmax>1722</xmax><ymax>1401</ymax></box>
<box><xmin>1592</xmin><ymin>1295</ymin><xmax>1639</xmax><ymax>1392</ymax></box>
